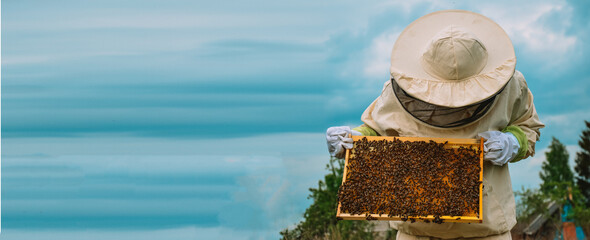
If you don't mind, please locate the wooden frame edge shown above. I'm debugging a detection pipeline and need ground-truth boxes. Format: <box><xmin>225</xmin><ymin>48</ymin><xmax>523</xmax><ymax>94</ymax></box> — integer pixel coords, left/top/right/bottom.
<box><xmin>336</xmin><ymin>135</ymin><xmax>484</xmax><ymax>224</ymax></box>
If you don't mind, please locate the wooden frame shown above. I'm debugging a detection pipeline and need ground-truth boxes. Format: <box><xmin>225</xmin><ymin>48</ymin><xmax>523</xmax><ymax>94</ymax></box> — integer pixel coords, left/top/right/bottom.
<box><xmin>336</xmin><ymin>136</ymin><xmax>484</xmax><ymax>223</ymax></box>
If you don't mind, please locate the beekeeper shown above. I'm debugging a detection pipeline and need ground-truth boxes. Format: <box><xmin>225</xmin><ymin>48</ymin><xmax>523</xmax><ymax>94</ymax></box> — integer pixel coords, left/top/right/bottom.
<box><xmin>326</xmin><ymin>10</ymin><xmax>545</xmax><ymax>239</ymax></box>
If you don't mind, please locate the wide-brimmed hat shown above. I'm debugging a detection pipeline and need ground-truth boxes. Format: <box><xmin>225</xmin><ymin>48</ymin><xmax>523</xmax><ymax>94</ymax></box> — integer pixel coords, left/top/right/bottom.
<box><xmin>390</xmin><ymin>10</ymin><xmax>516</xmax><ymax>108</ymax></box>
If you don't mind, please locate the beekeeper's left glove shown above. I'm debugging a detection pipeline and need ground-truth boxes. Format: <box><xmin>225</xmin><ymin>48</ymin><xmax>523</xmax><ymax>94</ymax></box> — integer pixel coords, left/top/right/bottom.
<box><xmin>326</xmin><ymin>126</ymin><xmax>362</xmax><ymax>159</ymax></box>
<box><xmin>477</xmin><ymin>131</ymin><xmax>520</xmax><ymax>166</ymax></box>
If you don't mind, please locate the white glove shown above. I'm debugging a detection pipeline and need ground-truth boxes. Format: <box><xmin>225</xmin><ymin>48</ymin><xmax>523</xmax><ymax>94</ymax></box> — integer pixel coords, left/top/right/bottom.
<box><xmin>326</xmin><ymin>126</ymin><xmax>362</xmax><ymax>158</ymax></box>
<box><xmin>477</xmin><ymin>131</ymin><xmax>520</xmax><ymax>166</ymax></box>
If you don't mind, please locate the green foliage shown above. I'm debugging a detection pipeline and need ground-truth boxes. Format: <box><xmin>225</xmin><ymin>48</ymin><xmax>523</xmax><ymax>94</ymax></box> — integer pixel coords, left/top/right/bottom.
<box><xmin>280</xmin><ymin>157</ymin><xmax>377</xmax><ymax>240</ymax></box>
<box><xmin>567</xmin><ymin>185</ymin><xmax>590</xmax><ymax>225</ymax></box>
<box><xmin>516</xmin><ymin>138</ymin><xmax>574</xmax><ymax>235</ymax></box>
<box><xmin>572</xmin><ymin>205</ymin><xmax>590</xmax><ymax>234</ymax></box>
<box><xmin>540</xmin><ymin>137</ymin><xmax>574</xmax><ymax>196</ymax></box>
<box><xmin>515</xmin><ymin>187</ymin><xmax>547</xmax><ymax>223</ymax></box>
<box><xmin>515</xmin><ymin>185</ymin><xmax>569</xmax><ymax>234</ymax></box>
<box><xmin>516</xmin><ymin>133</ymin><xmax>590</xmax><ymax>233</ymax></box>
<box><xmin>575</xmin><ymin>120</ymin><xmax>590</xmax><ymax>206</ymax></box>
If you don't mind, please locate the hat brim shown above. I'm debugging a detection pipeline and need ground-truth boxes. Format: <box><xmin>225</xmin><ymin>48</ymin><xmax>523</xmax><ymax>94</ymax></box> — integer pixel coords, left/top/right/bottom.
<box><xmin>390</xmin><ymin>10</ymin><xmax>516</xmax><ymax>108</ymax></box>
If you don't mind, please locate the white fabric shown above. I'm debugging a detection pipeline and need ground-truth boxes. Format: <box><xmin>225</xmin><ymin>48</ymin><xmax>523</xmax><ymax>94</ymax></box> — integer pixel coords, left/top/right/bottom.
<box><xmin>390</xmin><ymin>10</ymin><xmax>516</xmax><ymax>107</ymax></box>
<box><xmin>477</xmin><ymin>131</ymin><xmax>520</xmax><ymax>166</ymax></box>
<box><xmin>326</xmin><ymin>126</ymin><xmax>361</xmax><ymax>158</ymax></box>
<box><xmin>421</xmin><ymin>26</ymin><xmax>488</xmax><ymax>80</ymax></box>
<box><xmin>361</xmin><ymin>71</ymin><xmax>545</xmax><ymax>238</ymax></box>
<box><xmin>396</xmin><ymin>230</ymin><xmax>512</xmax><ymax>240</ymax></box>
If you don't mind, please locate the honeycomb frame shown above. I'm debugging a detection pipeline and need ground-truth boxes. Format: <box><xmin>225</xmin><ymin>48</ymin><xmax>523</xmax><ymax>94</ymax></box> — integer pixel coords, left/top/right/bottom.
<box><xmin>336</xmin><ymin>136</ymin><xmax>484</xmax><ymax>223</ymax></box>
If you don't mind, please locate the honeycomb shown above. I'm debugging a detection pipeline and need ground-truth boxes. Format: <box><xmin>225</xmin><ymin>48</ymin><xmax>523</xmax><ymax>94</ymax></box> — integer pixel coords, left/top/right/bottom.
<box><xmin>337</xmin><ymin>136</ymin><xmax>483</xmax><ymax>223</ymax></box>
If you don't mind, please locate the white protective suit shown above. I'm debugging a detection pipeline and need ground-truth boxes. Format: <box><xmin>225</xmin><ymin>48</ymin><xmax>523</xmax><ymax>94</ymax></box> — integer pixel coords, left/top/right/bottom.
<box><xmin>360</xmin><ymin>70</ymin><xmax>544</xmax><ymax>238</ymax></box>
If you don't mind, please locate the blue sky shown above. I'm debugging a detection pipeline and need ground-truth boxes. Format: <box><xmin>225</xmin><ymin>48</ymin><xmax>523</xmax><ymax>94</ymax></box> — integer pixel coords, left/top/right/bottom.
<box><xmin>2</xmin><ymin>0</ymin><xmax>590</xmax><ymax>239</ymax></box>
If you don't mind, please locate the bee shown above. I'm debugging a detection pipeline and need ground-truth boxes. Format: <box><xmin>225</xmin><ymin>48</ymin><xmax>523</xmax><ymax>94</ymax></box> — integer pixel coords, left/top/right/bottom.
<box><xmin>338</xmin><ymin>137</ymin><xmax>481</xmax><ymax>221</ymax></box>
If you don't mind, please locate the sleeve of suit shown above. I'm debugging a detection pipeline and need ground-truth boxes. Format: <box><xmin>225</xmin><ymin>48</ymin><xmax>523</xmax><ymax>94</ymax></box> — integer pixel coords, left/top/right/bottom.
<box><xmin>505</xmin><ymin>71</ymin><xmax>545</xmax><ymax>162</ymax></box>
<box><xmin>353</xmin><ymin>124</ymin><xmax>380</xmax><ymax>136</ymax></box>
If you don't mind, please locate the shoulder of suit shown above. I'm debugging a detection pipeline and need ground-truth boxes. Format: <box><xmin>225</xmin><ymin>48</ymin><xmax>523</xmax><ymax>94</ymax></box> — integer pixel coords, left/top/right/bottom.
<box><xmin>504</xmin><ymin>70</ymin><xmax>530</xmax><ymax>97</ymax></box>
<box><xmin>383</xmin><ymin>80</ymin><xmax>392</xmax><ymax>88</ymax></box>
<box><xmin>512</xmin><ymin>70</ymin><xmax>529</xmax><ymax>88</ymax></box>
<box><xmin>379</xmin><ymin>80</ymin><xmax>393</xmax><ymax>95</ymax></box>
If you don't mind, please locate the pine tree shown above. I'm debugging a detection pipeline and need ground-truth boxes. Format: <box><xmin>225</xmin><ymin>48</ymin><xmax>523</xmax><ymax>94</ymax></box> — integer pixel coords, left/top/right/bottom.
<box><xmin>540</xmin><ymin>137</ymin><xmax>574</xmax><ymax>196</ymax></box>
<box><xmin>574</xmin><ymin>120</ymin><xmax>590</xmax><ymax>206</ymax></box>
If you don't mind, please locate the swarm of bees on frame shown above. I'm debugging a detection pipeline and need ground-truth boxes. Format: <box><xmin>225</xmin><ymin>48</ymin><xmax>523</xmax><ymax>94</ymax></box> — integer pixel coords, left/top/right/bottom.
<box><xmin>338</xmin><ymin>137</ymin><xmax>482</xmax><ymax>224</ymax></box>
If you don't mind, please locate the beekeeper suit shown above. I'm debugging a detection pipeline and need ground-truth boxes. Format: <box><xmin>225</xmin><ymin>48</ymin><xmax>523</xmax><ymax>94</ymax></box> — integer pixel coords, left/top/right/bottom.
<box><xmin>326</xmin><ymin>10</ymin><xmax>544</xmax><ymax>239</ymax></box>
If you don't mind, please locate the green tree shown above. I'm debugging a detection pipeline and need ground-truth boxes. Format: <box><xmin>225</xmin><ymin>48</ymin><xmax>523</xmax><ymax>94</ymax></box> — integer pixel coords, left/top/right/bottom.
<box><xmin>540</xmin><ymin>137</ymin><xmax>574</xmax><ymax>196</ymax></box>
<box><xmin>280</xmin><ymin>157</ymin><xmax>378</xmax><ymax>240</ymax></box>
<box><xmin>515</xmin><ymin>137</ymin><xmax>572</xmax><ymax>236</ymax></box>
<box><xmin>570</xmin><ymin>188</ymin><xmax>590</xmax><ymax>235</ymax></box>
<box><xmin>574</xmin><ymin>120</ymin><xmax>590</xmax><ymax>207</ymax></box>
<box><xmin>515</xmin><ymin>187</ymin><xmax>547</xmax><ymax>223</ymax></box>
<box><xmin>516</xmin><ymin>136</ymin><xmax>590</xmax><ymax>236</ymax></box>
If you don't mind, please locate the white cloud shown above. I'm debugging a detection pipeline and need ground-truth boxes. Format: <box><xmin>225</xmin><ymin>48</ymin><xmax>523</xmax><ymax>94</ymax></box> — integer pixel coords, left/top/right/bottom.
<box><xmin>479</xmin><ymin>2</ymin><xmax>577</xmax><ymax>55</ymax></box>
<box><xmin>2</xmin><ymin>133</ymin><xmax>330</xmax><ymax>237</ymax></box>
<box><xmin>361</xmin><ymin>1</ymin><xmax>578</xmax><ymax>80</ymax></box>
<box><xmin>363</xmin><ymin>30</ymin><xmax>400</xmax><ymax>79</ymax></box>
<box><xmin>538</xmin><ymin>111</ymin><xmax>590</xmax><ymax>145</ymax></box>
<box><xmin>511</xmin><ymin>144</ymin><xmax>581</xmax><ymax>190</ymax></box>
<box><xmin>2</xmin><ymin>52</ymin><xmax>144</xmax><ymax>66</ymax></box>
<box><xmin>2</xmin><ymin>132</ymin><xmax>326</xmax><ymax>156</ymax></box>
<box><xmin>526</xmin><ymin>144</ymin><xmax>580</xmax><ymax>168</ymax></box>
<box><xmin>0</xmin><ymin>226</ymin><xmax>276</xmax><ymax>240</ymax></box>
<box><xmin>375</xmin><ymin>0</ymin><xmax>447</xmax><ymax>15</ymax></box>
<box><xmin>326</xmin><ymin>95</ymin><xmax>352</xmax><ymax>112</ymax></box>
<box><xmin>1</xmin><ymin>55</ymin><xmax>53</xmax><ymax>65</ymax></box>
<box><xmin>542</xmin><ymin>111</ymin><xmax>590</xmax><ymax>127</ymax></box>
<box><xmin>4</xmin><ymin>12</ymin><xmax>304</xmax><ymax>31</ymax></box>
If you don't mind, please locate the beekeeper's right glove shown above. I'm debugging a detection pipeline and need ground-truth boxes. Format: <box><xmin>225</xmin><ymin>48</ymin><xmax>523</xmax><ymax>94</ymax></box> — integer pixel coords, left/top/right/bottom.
<box><xmin>326</xmin><ymin>126</ymin><xmax>362</xmax><ymax>159</ymax></box>
<box><xmin>477</xmin><ymin>131</ymin><xmax>520</xmax><ymax>166</ymax></box>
